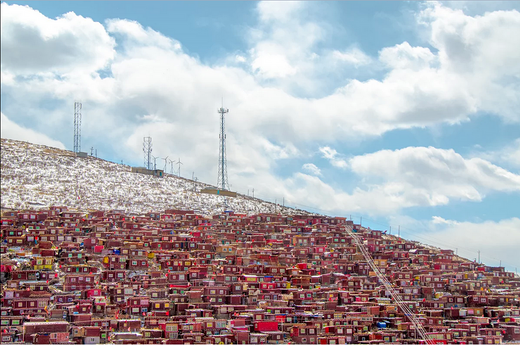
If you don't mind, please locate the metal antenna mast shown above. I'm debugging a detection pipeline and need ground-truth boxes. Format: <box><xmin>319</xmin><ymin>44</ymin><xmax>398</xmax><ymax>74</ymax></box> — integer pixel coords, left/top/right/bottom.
<box><xmin>73</xmin><ymin>101</ymin><xmax>82</xmax><ymax>153</ymax></box>
<box><xmin>217</xmin><ymin>101</ymin><xmax>230</xmax><ymax>190</ymax></box>
<box><xmin>143</xmin><ymin>137</ymin><xmax>153</xmax><ymax>170</ymax></box>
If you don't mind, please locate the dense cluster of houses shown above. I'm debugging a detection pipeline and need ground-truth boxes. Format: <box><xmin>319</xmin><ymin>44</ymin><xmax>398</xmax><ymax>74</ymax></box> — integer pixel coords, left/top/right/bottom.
<box><xmin>0</xmin><ymin>206</ymin><xmax>519</xmax><ymax>344</ymax></box>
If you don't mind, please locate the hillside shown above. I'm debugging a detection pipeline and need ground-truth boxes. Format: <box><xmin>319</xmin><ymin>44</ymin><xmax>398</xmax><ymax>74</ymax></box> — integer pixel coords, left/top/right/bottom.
<box><xmin>0</xmin><ymin>138</ymin><xmax>309</xmax><ymax>216</ymax></box>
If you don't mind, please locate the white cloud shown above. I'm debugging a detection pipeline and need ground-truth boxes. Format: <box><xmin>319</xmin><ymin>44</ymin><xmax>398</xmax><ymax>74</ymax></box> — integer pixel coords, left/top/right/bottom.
<box><xmin>247</xmin><ymin>1</ymin><xmax>324</xmax><ymax>84</ymax></box>
<box><xmin>279</xmin><ymin>173</ymin><xmax>416</xmax><ymax>216</ymax></box>
<box><xmin>349</xmin><ymin>146</ymin><xmax>520</xmax><ymax>207</ymax></box>
<box><xmin>474</xmin><ymin>139</ymin><xmax>520</xmax><ymax>172</ymax></box>
<box><xmin>499</xmin><ymin>140</ymin><xmax>520</xmax><ymax>169</ymax></box>
<box><xmin>1</xmin><ymin>113</ymin><xmax>65</xmax><ymax>149</ymax></box>
<box><xmin>0</xmin><ymin>3</ymin><xmax>115</xmax><ymax>75</ymax></box>
<box><xmin>1</xmin><ymin>2</ymin><xmax>520</xmax><ymax>219</ymax></box>
<box><xmin>319</xmin><ymin>146</ymin><xmax>348</xmax><ymax>169</ymax></box>
<box><xmin>256</xmin><ymin>1</ymin><xmax>304</xmax><ymax>23</ymax></box>
<box><xmin>386</xmin><ymin>214</ymin><xmax>520</xmax><ymax>271</ymax></box>
<box><xmin>251</xmin><ymin>52</ymin><xmax>297</xmax><ymax>79</ymax></box>
<box><xmin>379</xmin><ymin>42</ymin><xmax>436</xmax><ymax>70</ymax></box>
<box><xmin>419</xmin><ymin>3</ymin><xmax>520</xmax><ymax>121</ymax></box>
<box><xmin>425</xmin><ymin>217</ymin><xmax>520</xmax><ymax>271</ymax></box>
<box><xmin>332</xmin><ymin>47</ymin><xmax>372</xmax><ymax>67</ymax></box>
<box><xmin>106</xmin><ymin>19</ymin><xmax>181</xmax><ymax>51</ymax></box>
<box><xmin>235</xmin><ymin>55</ymin><xmax>247</xmax><ymax>63</ymax></box>
<box><xmin>302</xmin><ymin>163</ymin><xmax>322</xmax><ymax>176</ymax></box>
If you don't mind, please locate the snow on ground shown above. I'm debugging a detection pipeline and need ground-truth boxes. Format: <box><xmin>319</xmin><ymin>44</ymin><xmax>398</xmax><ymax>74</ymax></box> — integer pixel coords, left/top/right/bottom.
<box><xmin>1</xmin><ymin>139</ymin><xmax>311</xmax><ymax>216</ymax></box>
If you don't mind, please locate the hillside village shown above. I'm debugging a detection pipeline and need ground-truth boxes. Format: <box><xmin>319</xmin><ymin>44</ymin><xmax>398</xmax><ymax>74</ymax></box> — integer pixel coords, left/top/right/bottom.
<box><xmin>1</xmin><ymin>139</ymin><xmax>519</xmax><ymax>344</ymax></box>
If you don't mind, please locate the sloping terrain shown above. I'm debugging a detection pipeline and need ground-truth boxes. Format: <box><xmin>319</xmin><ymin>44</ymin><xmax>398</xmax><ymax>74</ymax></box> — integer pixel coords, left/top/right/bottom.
<box><xmin>0</xmin><ymin>138</ymin><xmax>309</xmax><ymax>216</ymax></box>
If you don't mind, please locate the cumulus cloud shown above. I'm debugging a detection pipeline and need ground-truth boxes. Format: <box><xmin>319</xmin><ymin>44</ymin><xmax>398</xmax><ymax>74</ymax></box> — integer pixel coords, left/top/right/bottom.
<box><xmin>246</xmin><ymin>2</ymin><xmax>325</xmax><ymax>86</ymax></box>
<box><xmin>474</xmin><ymin>139</ymin><xmax>520</xmax><ymax>172</ymax></box>
<box><xmin>331</xmin><ymin>47</ymin><xmax>372</xmax><ymax>67</ymax></box>
<box><xmin>426</xmin><ymin>217</ymin><xmax>520</xmax><ymax>271</ymax></box>
<box><xmin>302</xmin><ymin>163</ymin><xmax>322</xmax><ymax>176</ymax></box>
<box><xmin>419</xmin><ymin>3</ymin><xmax>520</xmax><ymax>121</ymax></box>
<box><xmin>386</xmin><ymin>214</ymin><xmax>520</xmax><ymax>271</ymax></box>
<box><xmin>1</xmin><ymin>113</ymin><xmax>66</xmax><ymax>149</ymax></box>
<box><xmin>319</xmin><ymin>146</ymin><xmax>349</xmax><ymax>169</ymax></box>
<box><xmin>1</xmin><ymin>2</ymin><xmax>520</xmax><ymax>218</ymax></box>
<box><xmin>379</xmin><ymin>42</ymin><xmax>437</xmax><ymax>70</ymax></box>
<box><xmin>349</xmin><ymin>146</ymin><xmax>520</xmax><ymax>207</ymax></box>
<box><xmin>0</xmin><ymin>3</ymin><xmax>115</xmax><ymax>75</ymax></box>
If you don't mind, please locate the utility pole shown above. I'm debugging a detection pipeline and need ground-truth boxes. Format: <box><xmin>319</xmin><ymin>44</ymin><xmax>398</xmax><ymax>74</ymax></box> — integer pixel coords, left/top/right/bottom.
<box><xmin>398</xmin><ymin>226</ymin><xmax>400</xmax><ymax>238</ymax></box>
<box><xmin>478</xmin><ymin>250</ymin><xmax>481</xmax><ymax>264</ymax></box>
<box><xmin>177</xmin><ymin>158</ymin><xmax>183</xmax><ymax>177</ymax></box>
<box><xmin>169</xmin><ymin>159</ymin><xmax>175</xmax><ymax>175</ymax></box>
<box><xmin>192</xmin><ymin>177</ymin><xmax>198</xmax><ymax>192</ymax></box>
<box><xmin>163</xmin><ymin>156</ymin><xmax>169</xmax><ymax>171</ymax></box>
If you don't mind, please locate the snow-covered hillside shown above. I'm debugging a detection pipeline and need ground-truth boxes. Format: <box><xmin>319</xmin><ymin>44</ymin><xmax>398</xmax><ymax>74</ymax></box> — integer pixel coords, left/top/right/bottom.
<box><xmin>1</xmin><ymin>139</ymin><xmax>310</xmax><ymax>216</ymax></box>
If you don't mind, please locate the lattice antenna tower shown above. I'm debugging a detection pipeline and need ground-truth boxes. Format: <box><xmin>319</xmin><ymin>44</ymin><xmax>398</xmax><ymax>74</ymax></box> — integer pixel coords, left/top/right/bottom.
<box><xmin>143</xmin><ymin>137</ymin><xmax>153</xmax><ymax>170</ymax></box>
<box><xmin>73</xmin><ymin>101</ymin><xmax>82</xmax><ymax>153</ymax></box>
<box><xmin>217</xmin><ymin>100</ymin><xmax>229</xmax><ymax>190</ymax></box>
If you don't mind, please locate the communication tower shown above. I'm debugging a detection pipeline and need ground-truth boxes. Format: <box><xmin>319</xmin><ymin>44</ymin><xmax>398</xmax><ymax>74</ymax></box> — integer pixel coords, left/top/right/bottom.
<box><xmin>143</xmin><ymin>137</ymin><xmax>153</xmax><ymax>170</ymax></box>
<box><xmin>73</xmin><ymin>101</ymin><xmax>82</xmax><ymax>153</ymax></box>
<box><xmin>217</xmin><ymin>102</ymin><xmax>229</xmax><ymax>190</ymax></box>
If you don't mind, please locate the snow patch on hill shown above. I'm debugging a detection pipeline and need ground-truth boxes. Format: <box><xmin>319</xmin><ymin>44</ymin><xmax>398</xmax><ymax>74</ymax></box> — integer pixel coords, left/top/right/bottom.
<box><xmin>1</xmin><ymin>138</ymin><xmax>310</xmax><ymax>216</ymax></box>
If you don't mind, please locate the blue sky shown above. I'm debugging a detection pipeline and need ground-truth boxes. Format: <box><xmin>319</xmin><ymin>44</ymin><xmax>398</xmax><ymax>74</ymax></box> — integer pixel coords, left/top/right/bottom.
<box><xmin>1</xmin><ymin>1</ymin><xmax>520</xmax><ymax>271</ymax></box>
